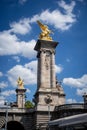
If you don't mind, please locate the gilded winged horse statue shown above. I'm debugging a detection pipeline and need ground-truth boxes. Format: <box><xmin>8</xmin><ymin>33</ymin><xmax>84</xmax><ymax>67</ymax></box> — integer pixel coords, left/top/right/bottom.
<box><xmin>37</xmin><ymin>20</ymin><xmax>53</xmax><ymax>41</ymax></box>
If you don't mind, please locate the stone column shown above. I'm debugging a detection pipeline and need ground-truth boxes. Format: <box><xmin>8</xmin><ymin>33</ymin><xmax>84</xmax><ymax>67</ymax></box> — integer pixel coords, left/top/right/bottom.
<box><xmin>40</xmin><ymin>50</ymin><xmax>45</xmax><ymax>88</ymax></box>
<box><xmin>45</xmin><ymin>51</ymin><xmax>51</xmax><ymax>88</ymax></box>
<box><xmin>34</xmin><ymin>40</ymin><xmax>59</xmax><ymax>110</ymax></box>
<box><xmin>37</xmin><ymin>53</ymin><xmax>40</xmax><ymax>90</ymax></box>
<box><xmin>16</xmin><ymin>88</ymin><xmax>26</xmax><ymax>108</ymax></box>
<box><xmin>51</xmin><ymin>52</ymin><xmax>56</xmax><ymax>88</ymax></box>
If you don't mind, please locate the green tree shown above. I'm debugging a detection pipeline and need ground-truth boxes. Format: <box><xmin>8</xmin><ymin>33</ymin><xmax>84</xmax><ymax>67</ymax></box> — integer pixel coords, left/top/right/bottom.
<box><xmin>25</xmin><ymin>100</ymin><xmax>34</xmax><ymax>108</ymax></box>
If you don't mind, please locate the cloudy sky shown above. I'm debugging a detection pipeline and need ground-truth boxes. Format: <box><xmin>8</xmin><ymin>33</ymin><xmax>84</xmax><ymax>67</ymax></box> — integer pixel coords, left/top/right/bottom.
<box><xmin>0</xmin><ymin>0</ymin><xmax>87</xmax><ymax>106</ymax></box>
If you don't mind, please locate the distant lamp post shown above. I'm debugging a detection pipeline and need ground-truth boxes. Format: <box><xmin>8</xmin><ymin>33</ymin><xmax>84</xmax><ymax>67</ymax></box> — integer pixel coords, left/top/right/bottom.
<box><xmin>45</xmin><ymin>94</ymin><xmax>52</xmax><ymax>123</ymax></box>
<box><xmin>4</xmin><ymin>102</ymin><xmax>10</xmax><ymax>130</ymax></box>
<box><xmin>83</xmin><ymin>92</ymin><xmax>87</xmax><ymax>109</ymax></box>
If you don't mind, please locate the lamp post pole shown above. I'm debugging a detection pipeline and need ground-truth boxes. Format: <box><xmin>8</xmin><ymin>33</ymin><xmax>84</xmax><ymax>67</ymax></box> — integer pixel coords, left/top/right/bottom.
<box><xmin>48</xmin><ymin>104</ymin><xmax>50</xmax><ymax>122</ymax></box>
<box><xmin>4</xmin><ymin>102</ymin><xmax>10</xmax><ymax>130</ymax></box>
<box><xmin>45</xmin><ymin>94</ymin><xmax>52</xmax><ymax>130</ymax></box>
<box><xmin>5</xmin><ymin>106</ymin><xmax>8</xmax><ymax>130</ymax></box>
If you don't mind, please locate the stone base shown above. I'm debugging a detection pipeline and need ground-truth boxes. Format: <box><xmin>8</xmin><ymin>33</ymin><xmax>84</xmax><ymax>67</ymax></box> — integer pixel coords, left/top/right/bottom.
<box><xmin>35</xmin><ymin>104</ymin><xmax>55</xmax><ymax>111</ymax></box>
<box><xmin>34</xmin><ymin>87</ymin><xmax>61</xmax><ymax>111</ymax></box>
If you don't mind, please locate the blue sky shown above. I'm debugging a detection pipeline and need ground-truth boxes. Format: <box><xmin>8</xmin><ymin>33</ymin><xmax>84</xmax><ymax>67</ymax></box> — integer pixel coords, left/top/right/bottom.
<box><xmin>0</xmin><ymin>0</ymin><xmax>87</xmax><ymax>106</ymax></box>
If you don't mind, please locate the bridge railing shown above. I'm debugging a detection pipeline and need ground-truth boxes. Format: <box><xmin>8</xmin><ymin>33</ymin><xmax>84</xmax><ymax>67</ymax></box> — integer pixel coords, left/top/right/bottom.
<box><xmin>0</xmin><ymin>107</ymin><xmax>34</xmax><ymax>113</ymax></box>
<box><xmin>55</xmin><ymin>103</ymin><xmax>85</xmax><ymax>111</ymax></box>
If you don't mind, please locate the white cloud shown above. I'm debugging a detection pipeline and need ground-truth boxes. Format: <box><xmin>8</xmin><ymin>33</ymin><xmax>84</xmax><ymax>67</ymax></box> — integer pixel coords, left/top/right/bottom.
<box><xmin>76</xmin><ymin>88</ymin><xmax>87</xmax><ymax>96</ymax></box>
<box><xmin>7</xmin><ymin>0</ymin><xmax>76</xmax><ymax>35</ymax></box>
<box><xmin>55</xmin><ymin>64</ymin><xmax>63</xmax><ymax>73</ymax></box>
<box><xmin>30</xmin><ymin>0</ymin><xmax>76</xmax><ymax>31</ymax></box>
<box><xmin>8</xmin><ymin>0</ymin><xmax>76</xmax><ymax>34</ymax></box>
<box><xmin>13</xmin><ymin>0</ymin><xmax>76</xmax><ymax>32</ymax></box>
<box><xmin>0</xmin><ymin>31</ymin><xmax>36</xmax><ymax>58</ymax></box>
<box><xmin>0</xmin><ymin>72</ymin><xmax>3</xmax><ymax>77</ymax></box>
<box><xmin>26</xmin><ymin>88</ymin><xmax>31</xmax><ymax>93</ymax></box>
<box><xmin>66</xmin><ymin>98</ymin><xmax>77</xmax><ymax>104</ymax></box>
<box><xmin>7</xmin><ymin>60</ymin><xmax>37</xmax><ymax>87</ymax></box>
<box><xmin>19</xmin><ymin>0</ymin><xmax>27</xmax><ymax>4</ymax></box>
<box><xmin>66</xmin><ymin>58</ymin><xmax>71</xmax><ymax>62</ymax></box>
<box><xmin>1</xmin><ymin>90</ymin><xmax>16</xmax><ymax>97</ymax></box>
<box><xmin>0</xmin><ymin>81</ymin><xmax>8</xmax><ymax>88</ymax></box>
<box><xmin>0</xmin><ymin>96</ymin><xmax>5</xmax><ymax>107</ymax></box>
<box><xmin>58</xmin><ymin>0</ymin><xmax>75</xmax><ymax>15</ymax></box>
<box><xmin>10</xmin><ymin>18</ymin><xmax>31</xmax><ymax>35</ymax></box>
<box><xmin>0</xmin><ymin>95</ymin><xmax>5</xmax><ymax>100</ymax></box>
<box><xmin>31</xmin><ymin>10</ymin><xmax>76</xmax><ymax>31</ymax></box>
<box><xmin>12</xmin><ymin>56</ymin><xmax>20</xmax><ymax>62</ymax></box>
<box><xmin>63</xmin><ymin>74</ymin><xmax>87</xmax><ymax>88</ymax></box>
<box><xmin>25</xmin><ymin>60</ymin><xmax>37</xmax><ymax>74</ymax></box>
<box><xmin>20</xmin><ymin>40</ymin><xmax>36</xmax><ymax>58</ymax></box>
<box><xmin>0</xmin><ymin>31</ymin><xmax>19</xmax><ymax>55</ymax></box>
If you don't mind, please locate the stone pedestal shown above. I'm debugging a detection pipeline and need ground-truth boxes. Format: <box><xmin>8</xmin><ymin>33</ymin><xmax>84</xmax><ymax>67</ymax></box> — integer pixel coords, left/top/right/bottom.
<box><xmin>34</xmin><ymin>40</ymin><xmax>61</xmax><ymax>111</ymax></box>
<box><xmin>16</xmin><ymin>88</ymin><xmax>26</xmax><ymax>108</ymax></box>
<box><xmin>33</xmin><ymin>39</ymin><xmax>66</xmax><ymax>130</ymax></box>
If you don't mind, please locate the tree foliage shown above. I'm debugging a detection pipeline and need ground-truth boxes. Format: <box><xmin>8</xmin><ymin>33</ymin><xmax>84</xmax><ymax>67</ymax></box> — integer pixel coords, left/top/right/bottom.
<box><xmin>25</xmin><ymin>100</ymin><xmax>34</xmax><ymax>108</ymax></box>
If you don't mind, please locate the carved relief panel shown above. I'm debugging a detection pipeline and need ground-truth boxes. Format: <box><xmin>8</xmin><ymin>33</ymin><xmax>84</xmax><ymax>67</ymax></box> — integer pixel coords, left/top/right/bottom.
<box><xmin>44</xmin><ymin>51</ymin><xmax>51</xmax><ymax>70</ymax></box>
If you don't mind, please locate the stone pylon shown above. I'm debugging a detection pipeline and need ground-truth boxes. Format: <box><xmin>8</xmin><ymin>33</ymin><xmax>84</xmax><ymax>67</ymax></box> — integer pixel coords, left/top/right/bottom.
<box><xmin>34</xmin><ymin>40</ymin><xmax>65</xmax><ymax>111</ymax></box>
<box><xmin>16</xmin><ymin>77</ymin><xmax>26</xmax><ymax>108</ymax></box>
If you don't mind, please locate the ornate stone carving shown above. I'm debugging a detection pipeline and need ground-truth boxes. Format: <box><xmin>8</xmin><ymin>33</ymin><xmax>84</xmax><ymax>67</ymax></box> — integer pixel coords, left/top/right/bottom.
<box><xmin>44</xmin><ymin>55</ymin><xmax>49</xmax><ymax>70</ymax></box>
<box><xmin>45</xmin><ymin>94</ymin><xmax>52</xmax><ymax>104</ymax></box>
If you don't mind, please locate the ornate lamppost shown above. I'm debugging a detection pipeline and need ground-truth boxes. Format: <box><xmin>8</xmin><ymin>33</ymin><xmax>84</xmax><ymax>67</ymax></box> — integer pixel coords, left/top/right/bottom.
<box><xmin>4</xmin><ymin>102</ymin><xmax>10</xmax><ymax>130</ymax></box>
<box><xmin>45</xmin><ymin>94</ymin><xmax>52</xmax><ymax>129</ymax></box>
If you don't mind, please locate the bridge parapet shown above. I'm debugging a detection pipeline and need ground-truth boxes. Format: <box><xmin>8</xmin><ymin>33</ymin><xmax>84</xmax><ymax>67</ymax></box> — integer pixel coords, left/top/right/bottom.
<box><xmin>0</xmin><ymin>107</ymin><xmax>34</xmax><ymax>113</ymax></box>
<box><xmin>55</xmin><ymin>103</ymin><xmax>85</xmax><ymax>111</ymax></box>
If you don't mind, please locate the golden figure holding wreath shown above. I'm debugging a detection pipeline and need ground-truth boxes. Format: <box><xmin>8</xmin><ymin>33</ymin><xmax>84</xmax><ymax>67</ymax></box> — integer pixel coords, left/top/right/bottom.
<box><xmin>17</xmin><ymin>77</ymin><xmax>24</xmax><ymax>89</ymax></box>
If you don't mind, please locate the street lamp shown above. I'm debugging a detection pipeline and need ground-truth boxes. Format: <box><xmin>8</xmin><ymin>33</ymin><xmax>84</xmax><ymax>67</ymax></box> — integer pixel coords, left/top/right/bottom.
<box><xmin>4</xmin><ymin>102</ymin><xmax>10</xmax><ymax>130</ymax></box>
<box><xmin>45</xmin><ymin>94</ymin><xmax>52</xmax><ymax>130</ymax></box>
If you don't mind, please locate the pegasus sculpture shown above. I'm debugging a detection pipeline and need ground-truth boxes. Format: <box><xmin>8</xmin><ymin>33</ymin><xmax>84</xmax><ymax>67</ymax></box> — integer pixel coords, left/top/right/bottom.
<box><xmin>37</xmin><ymin>20</ymin><xmax>53</xmax><ymax>41</ymax></box>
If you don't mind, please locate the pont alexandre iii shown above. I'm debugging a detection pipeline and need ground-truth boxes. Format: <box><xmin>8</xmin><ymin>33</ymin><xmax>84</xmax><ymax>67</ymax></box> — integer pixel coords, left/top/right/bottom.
<box><xmin>0</xmin><ymin>21</ymin><xmax>87</xmax><ymax>130</ymax></box>
<box><xmin>0</xmin><ymin>21</ymin><xmax>65</xmax><ymax>130</ymax></box>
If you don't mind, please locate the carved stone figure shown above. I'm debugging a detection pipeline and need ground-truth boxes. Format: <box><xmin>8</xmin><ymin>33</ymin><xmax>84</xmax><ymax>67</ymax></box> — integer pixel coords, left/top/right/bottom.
<box><xmin>45</xmin><ymin>94</ymin><xmax>52</xmax><ymax>104</ymax></box>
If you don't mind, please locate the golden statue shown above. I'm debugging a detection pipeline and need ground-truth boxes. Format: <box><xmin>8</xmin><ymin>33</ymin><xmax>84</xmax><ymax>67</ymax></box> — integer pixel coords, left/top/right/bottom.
<box><xmin>17</xmin><ymin>77</ymin><xmax>24</xmax><ymax>89</ymax></box>
<box><xmin>37</xmin><ymin>20</ymin><xmax>53</xmax><ymax>41</ymax></box>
